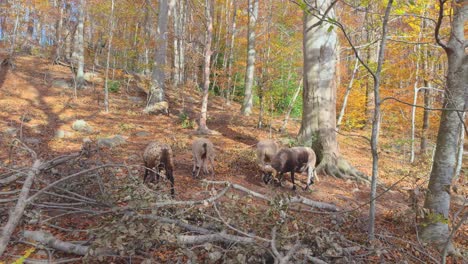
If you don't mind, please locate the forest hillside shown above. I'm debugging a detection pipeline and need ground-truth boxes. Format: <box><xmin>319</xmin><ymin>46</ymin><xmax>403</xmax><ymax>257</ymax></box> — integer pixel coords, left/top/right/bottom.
<box><xmin>0</xmin><ymin>0</ymin><xmax>467</xmax><ymax>263</ymax></box>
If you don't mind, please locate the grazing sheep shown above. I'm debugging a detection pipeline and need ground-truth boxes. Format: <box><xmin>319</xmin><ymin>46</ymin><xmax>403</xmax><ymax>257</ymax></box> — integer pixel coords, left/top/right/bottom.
<box><xmin>291</xmin><ymin>146</ymin><xmax>318</xmax><ymax>190</ymax></box>
<box><xmin>263</xmin><ymin>146</ymin><xmax>318</xmax><ymax>191</ymax></box>
<box><xmin>192</xmin><ymin>138</ymin><xmax>215</xmax><ymax>178</ymax></box>
<box><xmin>256</xmin><ymin>139</ymin><xmax>279</xmax><ymax>183</ymax></box>
<box><xmin>143</xmin><ymin>141</ymin><xmax>175</xmax><ymax>196</ymax></box>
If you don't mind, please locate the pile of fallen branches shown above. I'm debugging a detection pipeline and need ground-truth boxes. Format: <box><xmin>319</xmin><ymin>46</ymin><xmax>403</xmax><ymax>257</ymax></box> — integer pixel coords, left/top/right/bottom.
<box><xmin>0</xmin><ymin>139</ymin><xmax>439</xmax><ymax>263</ymax></box>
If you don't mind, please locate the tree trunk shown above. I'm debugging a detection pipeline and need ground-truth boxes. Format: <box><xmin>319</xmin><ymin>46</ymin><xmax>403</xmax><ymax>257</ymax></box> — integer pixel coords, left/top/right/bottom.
<box><xmin>241</xmin><ymin>0</ymin><xmax>258</xmax><ymax>116</ymax></box>
<box><xmin>225</xmin><ymin>0</ymin><xmax>237</xmax><ymax>105</ymax></box>
<box><xmin>368</xmin><ymin>0</ymin><xmax>393</xmax><ymax>241</ymax></box>
<box><xmin>337</xmin><ymin>56</ymin><xmax>359</xmax><ymax>128</ymax></box>
<box><xmin>421</xmin><ymin>0</ymin><xmax>467</xmax><ymax>255</ymax></box>
<box><xmin>420</xmin><ymin>81</ymin><xmax>431</xmax><ymax>155</ymax></box>
<box><xmin>75</xmin><ymin>0</ymin><xmax>85</xmax><ymax>88</ymax></box>
<box><xmin>145</xmin><ymin>0</ymin><xmax>170</xmax><ymax>114</ymax></box>
<box><xmin>298</xmin><ymin>0</ymin><xmax>363</xmax><ymax>181</ymax></box>
<box><xmin>172</xmin><ymin>0</ymin><xmax>186</xmax><ymax>86</ymax></box>
<box><xmin>420</xmin><ymin>45</ymin><xmax>433</xmax><ymax>155</ymax></box>
<box><xmin>53</xmin><ymin>0</ymin><xmax>64</xmax><ymax>62</ymax></box>
<box><xmin>453</xmin><ymin>113</ymin><xmax>465</xmax><ymax>183</ymax></box>
<box><xmin>103</xmin><ymin>0</ymin><xmax>115</xmax><ymax>113</ymax></box>
<box><xmin>197</xmin><ymin>0</ymin><xmax>213</xmax><ymax>134</ymax></box>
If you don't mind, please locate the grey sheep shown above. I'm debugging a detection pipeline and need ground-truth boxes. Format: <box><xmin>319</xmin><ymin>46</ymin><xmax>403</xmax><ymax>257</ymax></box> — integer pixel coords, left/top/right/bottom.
<box><xmin>192</xmin><ymin>138</ymin><xmax>215</xmax><ymax>178</ymax></box>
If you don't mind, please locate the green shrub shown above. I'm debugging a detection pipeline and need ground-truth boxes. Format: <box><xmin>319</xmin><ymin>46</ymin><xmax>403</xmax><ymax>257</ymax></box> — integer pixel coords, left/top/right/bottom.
<box><xmin>107</xmin><ymin>80</ymin><xmax>121</xmax><ymax>93</ymax></box>
<box><xmin>178</xmin><ymin>112</ymin><xmax>195</xmax><ymax>129</ymax></box>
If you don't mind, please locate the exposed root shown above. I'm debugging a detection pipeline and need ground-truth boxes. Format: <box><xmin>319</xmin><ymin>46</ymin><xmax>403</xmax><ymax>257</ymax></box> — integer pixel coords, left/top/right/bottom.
<box><xmin>316</xmin><ymin>155</ymin><xmax>370</xmax><ymax>184</ymax></box>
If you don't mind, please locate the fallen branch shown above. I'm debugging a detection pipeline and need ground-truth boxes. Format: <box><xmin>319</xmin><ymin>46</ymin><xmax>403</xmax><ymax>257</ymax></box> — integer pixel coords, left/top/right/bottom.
<box><xmin>0</xmin><ymin>160</ymin><xmax>41</xmax><ymax>256</ymax></box>
<box><xmin>177</xmin><ymin>232</ymin><xmax>255</xmax><ymax>245</ymax></box>
<box><xmin>204</xmin><ymin>180</ymin><xmax>339</xmax><ymax>212</ymax></box>
<box><xmin>23</xmin><ymin>230</ymin><xmax>113</xmax><ymax>256</ymax></box>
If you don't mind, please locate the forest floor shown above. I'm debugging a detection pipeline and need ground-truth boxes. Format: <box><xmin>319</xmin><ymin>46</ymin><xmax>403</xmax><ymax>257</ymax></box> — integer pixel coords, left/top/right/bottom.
<box><xmin>0</xmin><ymin>56</ymin><xmax>466</xmax><ymax>263</ymax></box>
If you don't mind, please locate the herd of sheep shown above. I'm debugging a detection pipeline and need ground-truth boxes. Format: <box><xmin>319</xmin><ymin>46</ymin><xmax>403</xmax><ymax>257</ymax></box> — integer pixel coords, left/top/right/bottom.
<box><xmin>142</xmin><ymin>138</ymin><xmax>318</xmax><ymax>197</ymax></box>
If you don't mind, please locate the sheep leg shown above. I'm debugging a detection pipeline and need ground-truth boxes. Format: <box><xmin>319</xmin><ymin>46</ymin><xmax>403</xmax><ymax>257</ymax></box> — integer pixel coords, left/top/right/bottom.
<box><xmin>209</xmin><ymin>157</ymin><xmax>215</xmax><ymax>176</ymax></box>
<box><xmin>304</xmin><ymin>167</ymin><xmax>315</xmax><ymax>190</ymax></box>
<box><xmin>167</xmin><ymin>169</ymin><xmax>175</xmax><ymax>197</ymax></box>
<box><xmin>144</xmin><ymin>167</ymin><xmax>149</xmax><ymax>183</ymax></box>
<box><xmin>291</xmin><ymin>171</ymin><xmax>296</xmax><ymax>191</ymax></box>
<box><xmin>195</xmin><ymin>160</ymin><xmax>203</xmax><ymax>178</ymax></box>
<box><xmin>192</xmin><ymin>160</ymin><xmax>197</xmax><ymax>178</ymax></box>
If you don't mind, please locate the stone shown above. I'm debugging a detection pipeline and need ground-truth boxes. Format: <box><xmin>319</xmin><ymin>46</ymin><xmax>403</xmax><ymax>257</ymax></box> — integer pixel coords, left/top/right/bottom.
<box><xmin>3</xmin><ymin>127</ymin><xmax>17</xmax><ymax>136</ymax></box>
<box><xmin>55</xmin><ymin>129</ymin><xmax>74</xmax><ymax>138</ymax></box>
<box><xmin>24</xmin><ymin>138</ymin><xmax>40</xmax><ymax>145</ymax></box>
<box><xmin>128</xmin><ymin>96</ymin><xmax>145</xmax><ymax>103</ymax></box>
<box><xmin>98</xmin><ymin>135</ymin><xmax>126</xmax><ymax>148</ymax></box>
<box><xmin>83</xmin><ymin>72</ymin><xmax>103</xmax><ymax>83</ymax></box>
<box><xmin>135</xmin><ymin>131</ymin><xmax>151</xmax><ymax>137</ymax></box>
<box><xmin>72</xmin><ymin>120</ymin><xmax>93</xmax><ymax>133</ymax></box>
<box><xmin>52</xmin><ymin>79</ymin><xmax>70</xmax><ymax>89</ymax></box>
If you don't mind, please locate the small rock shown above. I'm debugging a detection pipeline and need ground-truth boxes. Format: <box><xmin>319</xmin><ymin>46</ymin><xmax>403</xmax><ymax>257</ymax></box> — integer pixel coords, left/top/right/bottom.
<box><xmin>52</xmin><ymin>79</ymin><xmax>70</xmax><ymax>89</ymax></box>
<box><xmin>135</xmin><ymin>131</ymin><xmax>151</xmax><ymax>137</ymax></box>
<box><xmin>24</xmin><ymin>138</ymin><xmax>41</xmax><ymax>145</ymax></box>
<box><xmin>3</xmin><ymin>127</ymin><xmax>17</xmax><ymax>136</ymax></box>
<box><xmin>128</xmin><ymin>96</ymin><xmax>145</xmax><ymax>103</ymax></box>
<box><xmin>98</xmin><ymin>135</ymin><xmax>126</xmax><ymax>148</ymax></box>
<box><xmin>72</xmin><ymin>120</ymin><xmax>94</xmax><ymax>133</ymax></box>
<box><xmin>84</xmin><ymin>72</ymin><xmax>103</xmax><ymax>83</ymax></box>
<box><xmin>55</xmin><ymin>129</ymin><xmax>74</xmax><ymax>138</ymax></box>
<box><xmin>36</xmin><ymin>250</ymin><xmax>48</xmax><ymax>257</ymax></box>
<box><xmin>208</xmin><ymin>251</ymin><xmax>222</xmax><ymax>263</ymax></box>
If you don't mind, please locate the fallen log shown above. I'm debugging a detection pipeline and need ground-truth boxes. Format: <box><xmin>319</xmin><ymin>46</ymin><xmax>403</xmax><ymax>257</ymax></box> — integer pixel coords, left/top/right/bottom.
<box><xmin>23</xmin><ymin>230</ymin><xmax>113</xmax><ymax>256</ymax></box>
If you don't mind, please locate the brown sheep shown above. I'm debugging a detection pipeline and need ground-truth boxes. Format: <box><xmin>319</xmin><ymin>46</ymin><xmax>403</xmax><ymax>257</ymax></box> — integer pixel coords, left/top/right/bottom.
<box><xmin>192</xmin><ymin>138</ymin><xmax>215</xmax><ymax>178</ymax></box>
<box><xmin>143</xmin><ymin>141</ymin><xmax>175</xmax><ymax>196</ymax></box>
<box><xmin>263</xmin><ymin>146</ymin><xmax>318</xmax><ymax>191</ymax></box>
<box><xmin>256</xmin><ymin>139</ymin><xmax>279</xmax><ymax>183</ymax></box>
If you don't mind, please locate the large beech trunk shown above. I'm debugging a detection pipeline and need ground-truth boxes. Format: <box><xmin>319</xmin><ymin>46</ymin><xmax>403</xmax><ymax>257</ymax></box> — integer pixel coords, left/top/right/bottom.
<box><xmin>420</xmin><ymin>0</ymin><xmax>467</xmax><ymax>255</ymax></box>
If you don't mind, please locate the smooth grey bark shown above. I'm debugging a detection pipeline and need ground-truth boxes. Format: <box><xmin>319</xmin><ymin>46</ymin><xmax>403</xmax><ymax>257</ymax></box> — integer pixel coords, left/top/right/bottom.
<box><xmin>75</xmin><ymin>0</ymin><xmax>85</xmax><ymax>88</ymax></box>
<box><xmin>453</xmin><ymin>113</ymin><xmax>465</xmax><ymax>182</ymax></box>
<box><xmin>257</xmin><ymin>0</ymin><xmax>273</xmax><ymax>129</ymax></box>
<box><xmin>225</xmin><ymin>0</ymin><xmax>237</xmax><ymax>105</ymax></box>
<box><xmin>241</xmin><ymin>0</ymin><xmax>258</xmax><ymax>116</ymax></box>
<box><xmin>298</xmin><ymin>0</ymin><xmax>363</xmax><ymax>181</ymax></box>
<box><xmin>368</xmin><ymin>0</ymin><xmax>393</xmax><ymax>241</ymax></box>
<box><xmin>145</xmin><ymin>0</ymin><xmax>170</xmax><ymax>113</ymax></box>
<box><xmin>172</xmin><ymin>0</ymin><xmax>186</xmax><ymax>85</ymax></box>
<box><xmin>410</xmin><ymin>24</ymin><xmax>423</xmax><ymax>163</ymax></box>
<box><xmin>198</xmin><ymin>0</ymin><xmax>213</xmax><ymax>133</ymax></box>
<box><xmin>104</xmin><ymin>0</ymin><xmax>115</xmax><ymax>113</ymax></box>
<box><xmin>421</xmin><ymin>0</ymin><xmax>467</xmax><ymax>255</ymax></box>
<box><xmin>53</xmin><ymin>0</ymin><xmax>64</xmax><ymax>62</ymax></box>
<box><xmin>337</xmin><ymin>56</ymin><xmax>359</xmax><ymax>128</ymax></box>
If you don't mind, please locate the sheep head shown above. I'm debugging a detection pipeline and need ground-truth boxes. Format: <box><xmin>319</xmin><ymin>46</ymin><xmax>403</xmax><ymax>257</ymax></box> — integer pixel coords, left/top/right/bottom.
<box><xmin>261</xmin><ymin>164</ymin><xmax>277</xmax><ymax>185</ymax></box>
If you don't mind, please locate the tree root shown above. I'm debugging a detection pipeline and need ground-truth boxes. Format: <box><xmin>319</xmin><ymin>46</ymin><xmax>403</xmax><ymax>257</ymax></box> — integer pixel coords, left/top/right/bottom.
<box><xmin>316</xmin><ymin>155</ymin><xmax>370</xmax><ymax>185</ymax></box>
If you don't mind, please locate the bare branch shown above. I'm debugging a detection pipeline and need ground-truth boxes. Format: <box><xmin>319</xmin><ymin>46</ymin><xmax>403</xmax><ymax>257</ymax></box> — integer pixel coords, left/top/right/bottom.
<box><xmin>435</xmin><ymin>0</ymin><xmax>449</xmax><ymax>50</ymax></box>
<box><xmin>0</xmin><ymin>160</ymin><xmax>41</xmax><ymax>256</ymax></box>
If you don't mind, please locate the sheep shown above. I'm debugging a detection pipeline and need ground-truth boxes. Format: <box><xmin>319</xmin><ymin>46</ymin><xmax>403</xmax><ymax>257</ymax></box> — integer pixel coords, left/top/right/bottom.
<box><xmin>263</xmin><ymin>146</ymin><xmax>318</xmax><ymax>191</ymax></box>
<box><xmin>192</xmin><ymin>138</ymin><xmax>215</xmax><ymax>178</ymax></box>
<box><xmin>143</xmin><ymin>141</ymin><xmax>175</xmax><ymax>196</ymax></box>
<box><xmin>256</xmin><ymin>139</ymin><xmax>279</xmax><ymax>184</ymax></box>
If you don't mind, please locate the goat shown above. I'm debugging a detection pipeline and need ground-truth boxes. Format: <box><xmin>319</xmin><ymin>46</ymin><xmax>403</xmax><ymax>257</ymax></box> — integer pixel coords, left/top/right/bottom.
<box><xmin>191</xmin><ymin>138</ymin><xmax>215</xmax><ymax>178</ymax></box>
<box><xmin>143</xmin><ymin>141</ymin><xmax>175</xmax><ymax>196</ymax></box>
<box><xmin>256</xmin><ymin>139</ymin><xmax>279</xmax><ymax>184</ymax></box>
<box><xmin>263</xmin><ymin>147</ymin><xmax>318</xmax><ymax>191</ymax></box>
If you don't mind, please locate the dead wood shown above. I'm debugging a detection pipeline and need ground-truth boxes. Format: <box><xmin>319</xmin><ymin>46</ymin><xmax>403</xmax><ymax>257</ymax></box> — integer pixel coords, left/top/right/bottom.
<box><xmin>204</xmin><ymin>180</ymin><xmax>339</xmax><ymax>212</ymax></box>
<box><xmin>23</xmin><ymin>230</ymin><xmax>113</xmax><ymax>256</ymax></box>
